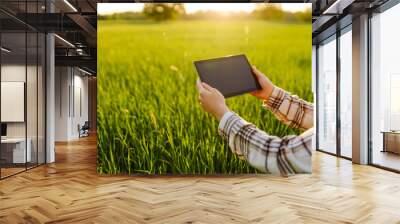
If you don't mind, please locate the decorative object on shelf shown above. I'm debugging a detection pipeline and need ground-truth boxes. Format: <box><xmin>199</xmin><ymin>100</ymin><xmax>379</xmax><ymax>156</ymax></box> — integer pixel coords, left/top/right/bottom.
<box><xmin>381</xmin><ymin>131</ymin><xmax>400</xmax><ymax>154</ymax></box>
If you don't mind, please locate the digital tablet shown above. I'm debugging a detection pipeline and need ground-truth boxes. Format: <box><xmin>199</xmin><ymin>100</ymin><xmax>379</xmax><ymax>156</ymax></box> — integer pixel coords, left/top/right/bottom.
<box><xmin>194</xmin><ymin>54</ymin><xmax>261</xmax><ymax>98</ymax></box>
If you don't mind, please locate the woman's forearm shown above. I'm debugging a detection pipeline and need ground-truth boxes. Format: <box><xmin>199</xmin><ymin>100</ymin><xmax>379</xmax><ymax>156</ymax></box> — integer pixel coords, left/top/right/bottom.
<box><xmin>263</xmin><ymin>87</ymin><xmax>314</xmax><ymax>131</ymax></box>
<box><xmin>219</xmin><ymin>112</ymin><xmax>312</xmax><ymax>176</ymax></box>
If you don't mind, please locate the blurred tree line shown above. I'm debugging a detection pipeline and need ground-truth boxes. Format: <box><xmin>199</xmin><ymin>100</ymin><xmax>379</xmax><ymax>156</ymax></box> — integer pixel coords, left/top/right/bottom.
<box><xmin>98</xmin><ymin>3</ymin><xmax>311</xmax><ymax>23</ymax></box>
<box><xmin>253</xmin><ymin>4</ymin><xmax>311</xmax><ymax>22</ymax></box>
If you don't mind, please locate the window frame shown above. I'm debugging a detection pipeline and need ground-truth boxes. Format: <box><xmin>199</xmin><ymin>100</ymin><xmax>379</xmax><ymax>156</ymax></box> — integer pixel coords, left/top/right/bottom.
<box><xmin>367</xmin><ymin>0</ymin><xmax>400</xmax><ymax>173</ymax></box>
<box><xmin>314</xmin><ymin>20</ymin><xmax>353</xmax><ymax>160</ymax></box>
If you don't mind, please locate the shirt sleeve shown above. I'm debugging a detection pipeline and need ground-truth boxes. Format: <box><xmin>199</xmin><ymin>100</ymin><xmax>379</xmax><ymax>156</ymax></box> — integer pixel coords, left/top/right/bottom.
<box><xmin>218</xmin><ymin>112</ymin><xmax>313</xmax><ymax>176</ymax></box>
<box><xmin>263</xmin><ymin>87</ymin><xmax>314</xmax><ymax>131</ymax></box>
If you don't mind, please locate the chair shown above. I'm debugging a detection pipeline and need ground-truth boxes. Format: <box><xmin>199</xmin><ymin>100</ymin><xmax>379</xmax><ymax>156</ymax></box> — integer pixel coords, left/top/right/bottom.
<box><xmin>79</xmin><ymin>121</ymin><xmax>90</xmax><ymax>138</ymax></box>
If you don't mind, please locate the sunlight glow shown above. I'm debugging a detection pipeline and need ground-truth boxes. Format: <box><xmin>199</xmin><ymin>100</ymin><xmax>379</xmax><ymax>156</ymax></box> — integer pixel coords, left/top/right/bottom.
<box><xmin>97</xmin><ymin>3</ymin><xmax>310</xmax><ymax>15</ymax></box>
<box><xmin>185</xmin><ymin>3</ymin><xmax>255</xmax><ymax>14</ymax></box>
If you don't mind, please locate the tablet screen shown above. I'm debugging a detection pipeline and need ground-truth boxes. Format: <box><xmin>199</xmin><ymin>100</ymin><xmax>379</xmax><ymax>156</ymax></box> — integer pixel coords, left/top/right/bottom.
<box><xmin>194</xmin><ymin>55</ymin><xmax>261</xmax><ymax>98</ymax></box>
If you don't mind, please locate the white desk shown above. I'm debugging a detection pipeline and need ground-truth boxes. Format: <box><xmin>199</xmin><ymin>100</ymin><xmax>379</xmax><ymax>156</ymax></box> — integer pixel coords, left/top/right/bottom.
<box><xmin>1</xmin><ymin>138</ymin><xmax>31</xmax><ymax>163</ymax></box>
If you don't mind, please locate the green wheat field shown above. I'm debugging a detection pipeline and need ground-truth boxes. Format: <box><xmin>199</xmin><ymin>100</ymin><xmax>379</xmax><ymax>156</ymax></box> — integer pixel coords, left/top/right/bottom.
<box><xmin>97</xmin><ymin>20</ymin><xmax>312</xmax><ymax>174</ymax></box>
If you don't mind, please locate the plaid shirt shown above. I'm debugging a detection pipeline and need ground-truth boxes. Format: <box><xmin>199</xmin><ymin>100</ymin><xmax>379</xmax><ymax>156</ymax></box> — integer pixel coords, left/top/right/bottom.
<box><xmin>218</xmin><ymin>87</ymin><xmax>313</xmax><ymax>176</ymax></box>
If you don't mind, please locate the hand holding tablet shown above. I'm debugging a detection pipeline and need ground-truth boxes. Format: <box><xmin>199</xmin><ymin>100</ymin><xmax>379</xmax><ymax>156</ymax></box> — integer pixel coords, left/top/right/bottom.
<box><xmin>194</xmin><ymin>54</ymin><xmax>262</xmax><ymax>98</ymax></box>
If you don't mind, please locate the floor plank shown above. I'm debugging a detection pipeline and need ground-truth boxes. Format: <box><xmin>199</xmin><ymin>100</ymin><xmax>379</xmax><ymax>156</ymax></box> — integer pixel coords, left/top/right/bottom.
<box><xmin>1</xmin><ymin>135</ymin><xmax>400</xmax><ymax>224</ymax></box>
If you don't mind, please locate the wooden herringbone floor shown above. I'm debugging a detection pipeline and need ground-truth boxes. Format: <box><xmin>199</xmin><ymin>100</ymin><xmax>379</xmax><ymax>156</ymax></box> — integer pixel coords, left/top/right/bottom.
<box><xmin>1</xmin><ymin>135</ymin><xmax>400</xmax><ymax>224</ymax></box>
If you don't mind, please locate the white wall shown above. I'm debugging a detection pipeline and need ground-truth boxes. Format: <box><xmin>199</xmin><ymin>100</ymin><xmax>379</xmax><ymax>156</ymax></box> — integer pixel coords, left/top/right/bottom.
<box><xmin>55</xmin><ymin>66</ymin><xmax>70</xmax><ymax>141</ymax></box>
<box><xmin>55</xmin><ymin>67</ymin><xmax>89</xmax><ymax>141</ymax></box>
<box><xmin>71</xmin><ymin>73</ymin><xmax>89</xmax><ymax>138</ymax></box>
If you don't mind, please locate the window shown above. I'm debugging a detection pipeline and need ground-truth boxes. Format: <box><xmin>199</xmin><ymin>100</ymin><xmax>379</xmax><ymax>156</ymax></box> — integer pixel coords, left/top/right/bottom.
<box><xmin>1</xmin><ymin>30</ymin><xmax>28</xmax><ymax>178</ymax></box>
<box><xmin>0</xmin><ymin>1</ymin><xmax>46</xmax><ymax>179</ymax></box>
<box><xmin>370</xmin><ymin>3</ymin><xmax>400</xmax><ymax>171</ymax></box>
<box><xmin>339</xmin><ymin>27</ymin><xmax>352</xmax><ymax>158</ymax></box>
<box><xmin>317</xmin><ymin>35</ymin><xmax>337</xmax><ymax>154</ymax></box>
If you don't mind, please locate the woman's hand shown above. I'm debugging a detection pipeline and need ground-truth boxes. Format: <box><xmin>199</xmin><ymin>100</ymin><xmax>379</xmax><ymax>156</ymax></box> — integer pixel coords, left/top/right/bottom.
<box><xmin>196</xmin><ymin>80</ymin><xmax>230</xmax><ymax>121</ymax></box>
<box><xmin>250</xmin><ymin>66</ymin><xmax>275</xmax><ymax>101</ymax></box>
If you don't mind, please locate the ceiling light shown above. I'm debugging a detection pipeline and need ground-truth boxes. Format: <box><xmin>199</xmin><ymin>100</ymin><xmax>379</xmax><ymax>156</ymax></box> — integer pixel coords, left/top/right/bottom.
<box><xmin>63</xmin><ymin>0</ymin><xmax>78</xmax><ymax>12</ymax></box>
<box><xmin>54</xmin><ymin>34</ymin><xmax>75</xmax><ymax>48</ymax></box>
<box><xmin>78</xmin><ymin>67</ymin><xmax>93</xmax><ymax>76</ymax></box>
<box><xmin>76</xmin><ymin>48</ymin><xmax>86</xmax><ymax>56</ymax></box>
<box><xmin>323</xmin><ymin>0</ymin><xmax>354</xmax><ymax>15</ymax></box>
<box><xmin>1</xmin><ymin>47</ymin><xmax>11</xmax><ymax>53</ymax></box>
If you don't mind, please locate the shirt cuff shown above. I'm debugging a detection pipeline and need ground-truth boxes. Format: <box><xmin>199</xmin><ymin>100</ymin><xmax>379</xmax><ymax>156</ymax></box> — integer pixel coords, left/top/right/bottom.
<box><xmin>218</xmin><ymin>111</ymin><xmax>234</xmax><ymax>132</ymax></box>
<box><xmin>263</xmin><ymin>86</ymin><xmax>286</xmax><ymax>112</ymax></box>
<box><xmin>218</xmin><ymin>111</ymin><xmax>235</xmax><ymax>140</ymax></box>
